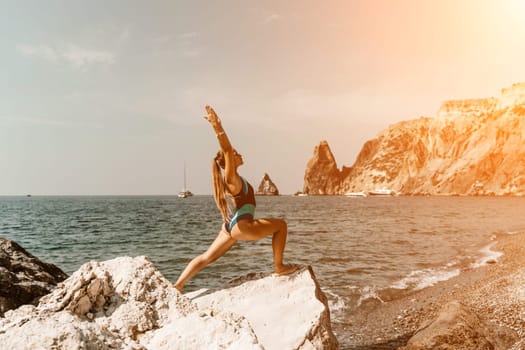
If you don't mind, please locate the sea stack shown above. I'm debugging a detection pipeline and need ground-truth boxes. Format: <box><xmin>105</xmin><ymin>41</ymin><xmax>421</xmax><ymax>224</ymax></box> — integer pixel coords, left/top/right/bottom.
<box><xmin>303</xmin><ymin>141</ymin><xmax>349</xmax><ymax>195</ymax></box>
<box><xmin>256</xmin><ymin>173</ymin><xmax>280</xmax><ymax>195</ymax></box>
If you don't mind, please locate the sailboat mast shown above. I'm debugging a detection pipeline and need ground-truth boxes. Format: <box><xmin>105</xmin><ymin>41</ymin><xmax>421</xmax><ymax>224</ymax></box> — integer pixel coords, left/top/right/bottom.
<box><xmin>183</xmin><ymin>161</ymin><xmax>187</xmax><ymax>190</ymax></box>
<box><xmin>178</xmin><ymin>161</ymin><xmax>193</xmax><ymax>197</ymax></box>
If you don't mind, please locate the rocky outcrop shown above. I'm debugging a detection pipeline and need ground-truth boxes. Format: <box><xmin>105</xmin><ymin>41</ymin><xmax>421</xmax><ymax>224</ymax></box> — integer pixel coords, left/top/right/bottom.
<box><xmin>401</xmin><ymin>301</ymin><xmax>517</xmax><ymax>350</ymax></box>
<box><xmin>303</xmin><ymin>82</ymin><xmax>525</xmax><ymax>195</ymax></box>
<box><xmin>0</xmin><ymin>255</ymin><xmax>338</xmax><ymax>349</ymax></box>
<box><xmin>0</xmin><ymin>237</ymin><xmax>68</xmax><ymax>317</ymax></box>
<box><xmin>436</xmin><ymin>98</ymin><xmax>497</xmax><ymax>119</ymax></box>
<box><xmin>256</xmin><ymin>173</ymin><xmax>280</xmax><ymax>195</ymax></box>
<box><xmin>303</xmin><ymin>141</ymin><xmax>349</xmax><ymax>195</ymax></box>
<box><xmin>0</xmin><ymin>256</ymin><xmax>190</xmax><ymax>349</ymax></box>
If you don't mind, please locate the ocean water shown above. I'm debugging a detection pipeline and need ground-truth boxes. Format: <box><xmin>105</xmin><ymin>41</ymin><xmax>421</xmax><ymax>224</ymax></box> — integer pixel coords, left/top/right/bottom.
<box><xmin>2</xmin><ymin>195</ymin><xmax>525</xmax><ymax>345</ymax></box>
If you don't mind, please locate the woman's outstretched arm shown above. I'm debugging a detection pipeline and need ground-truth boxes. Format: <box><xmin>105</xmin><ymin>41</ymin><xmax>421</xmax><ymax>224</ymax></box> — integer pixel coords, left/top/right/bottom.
<box><xmin>204</xmin><ymin>105</ymin><xmax>233</xmax><ymax>153</ymax></box>
<box><xmin>204</xmin><ymin>105</ymin><xmax>242</xmax><ymax>192</ymax></box>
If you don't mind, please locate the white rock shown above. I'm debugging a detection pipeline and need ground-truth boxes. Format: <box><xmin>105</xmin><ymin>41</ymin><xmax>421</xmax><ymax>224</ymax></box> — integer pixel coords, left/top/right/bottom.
<box><xmin>194</xmin><ymin>266</ymin><xmax>339</xmax><ymax>350</ymax></box>
<box><xmin>0</xmin><ymin>256</ymin><xmax>192</xmax><ymax>349</ymax></box>
<box><xmin>0</xmin><ymin>257</ymin><xmax>338</xmax><ymax>350</ymax></box>
<box><xmin>144</xmin><ymin>311</ymin><xmax>262</xmax><ymax>350</ymax></box>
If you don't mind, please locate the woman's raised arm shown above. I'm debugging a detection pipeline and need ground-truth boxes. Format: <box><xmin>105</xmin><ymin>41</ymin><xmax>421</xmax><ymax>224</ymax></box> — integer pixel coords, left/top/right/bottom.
<box><xmin>204</xmin><ymin>105</ymin><xmax>233</xmax><ymax>153</ymax></box>
<box><xmin>203</xmin><ymin>105</ymin><xmax>242</xmax><ymax>193</ymax></box>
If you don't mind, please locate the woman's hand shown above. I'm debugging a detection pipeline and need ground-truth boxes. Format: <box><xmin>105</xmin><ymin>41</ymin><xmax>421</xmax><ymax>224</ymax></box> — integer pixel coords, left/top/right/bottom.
<box><xmin>204</xmin><ymin>104</ymin><xmax>232</xmax><ymax>152</ymax></box>
<box><xmin>204</xmin><ymin>105</ymin><xmax>221</xmax><ymax>127</ymax></box>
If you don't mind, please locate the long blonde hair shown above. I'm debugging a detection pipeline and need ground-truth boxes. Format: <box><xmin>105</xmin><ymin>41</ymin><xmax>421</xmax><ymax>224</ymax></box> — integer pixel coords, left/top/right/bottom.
<box><xmin>212</xmin><ymin>150</ymin><xmax>231</xmax><ymax>222</ymax></box>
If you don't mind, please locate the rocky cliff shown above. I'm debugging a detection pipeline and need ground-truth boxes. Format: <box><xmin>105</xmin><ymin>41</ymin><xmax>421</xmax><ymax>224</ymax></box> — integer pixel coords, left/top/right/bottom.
<box><xmin>256</xmin><ymin>173</ymin><xmax>280</xmax><ymax>195</ymax></box>
<box><xmin>304</xmin><ymin>82</ymin><xmax>525</xmax><ymax>195</ymax></box>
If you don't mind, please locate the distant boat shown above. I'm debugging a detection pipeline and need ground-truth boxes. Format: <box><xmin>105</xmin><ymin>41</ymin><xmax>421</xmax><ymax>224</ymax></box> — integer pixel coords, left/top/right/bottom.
<box><xmin>178</xmin><ymin>190</ymin><xmax>193</xmax><ymax>198</ymax></box>
<box><xmin>344</xmin><ymin>191</ymin><xmax>367</xmax><ymax>197</ymax></box>
<box><xmin>293</xmin><ymin>191</ymin><xmax>308</xmax><ymax>197</ymax></box>
<box><xmin>178</xmin><ymin>162</ymin><xmax>193</xmax><ymax>198</ymax></box>
<box><xmin>368</xmin><ymin>188</ymin><xmax>395</xmax><ymax>196</ymax></box>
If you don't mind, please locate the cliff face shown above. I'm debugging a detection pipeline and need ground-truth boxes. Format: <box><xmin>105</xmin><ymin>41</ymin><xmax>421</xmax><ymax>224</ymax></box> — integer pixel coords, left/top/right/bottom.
<box><xmin>304</xmin><ymin>83</ymin><xmax>525</xmax><ymax>195</ymax></box>
<box><xmin>256</xmin><ymin>173</ymin><xmax>280</xmax><ymax>195</ymax></box>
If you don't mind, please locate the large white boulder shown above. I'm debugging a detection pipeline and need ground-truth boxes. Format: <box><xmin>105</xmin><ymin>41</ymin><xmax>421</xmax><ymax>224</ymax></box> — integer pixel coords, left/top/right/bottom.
<box><xmin>193</xmin><ymin>266</ymin><xmax>339</xmax><ymax>350</ymax></box>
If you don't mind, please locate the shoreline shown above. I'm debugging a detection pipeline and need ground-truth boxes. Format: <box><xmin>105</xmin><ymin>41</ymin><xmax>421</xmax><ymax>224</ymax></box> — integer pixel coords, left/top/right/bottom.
<box><xmin>339</xmin><ymin>231</ymin><xmax>525</xmax><ymax>349</ymax></box>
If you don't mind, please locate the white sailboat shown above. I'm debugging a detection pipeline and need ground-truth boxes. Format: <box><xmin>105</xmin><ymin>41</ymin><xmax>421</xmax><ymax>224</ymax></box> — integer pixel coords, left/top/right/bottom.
<box><xmin>178</xmin><ymin>162</ymin><xmax>193</xmax><ymax>198</ymax></box>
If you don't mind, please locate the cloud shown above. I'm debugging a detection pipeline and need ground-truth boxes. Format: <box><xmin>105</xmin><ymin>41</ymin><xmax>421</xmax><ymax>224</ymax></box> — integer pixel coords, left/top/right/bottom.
<box><xmin>0</xmin><ymin>115</ymin><xmax>102</xmax><ymax>129</ymax></box>
<box><xmin>275</xmin><ymin>89</ymin><xmax>355</xmax><ymax>120</ymax></box>
<box><xmin>179</xmin><ymin>31</ymin><xmax>198</xmax><ymax>39</ymax></box>
<box><xmin>177</xmin><ymin>32</ymin><xmax>202</xmax><ymax>57</ymax></box>
<box><xmin>17</xmin><ymin>44</ymin><xmax>115</xmax><ymax>68</ymax></box>
<box><xmin>17</xmin><ymin>44</ymin><xmax>59</xmax><ymax>62</ymax></box>
<box><xmin>182</xmin><ymin>49</ymin><xmax>202</xmax><ymax>57</ymax></box>
<box><xmin>61</xmin><ymin>45</ymin><xmax>114</xmax><ymax>67</ymax></box>
<box><xmin>264</xmin><ymin>14</ymin><xmax>281</xmax><ymax>23</ymax></box>
<box><xmin>119</xmin><ymin>27</ymin><xmax>131</xmax><ymax>43</ymax></box>
<box><xmin>0</xmin><ymin>115</ymin><xmax>66</xmax><ymax>127</ymax></box>
<box><xmin>272</xmin><ymin>89</ymin><xmax>410</xmax><ymax>126</ymax></box>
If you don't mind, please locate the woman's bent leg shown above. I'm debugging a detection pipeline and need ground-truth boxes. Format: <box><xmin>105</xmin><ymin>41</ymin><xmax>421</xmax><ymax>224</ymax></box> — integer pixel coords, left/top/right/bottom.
<box><xmin>232</xmin><ymin>218</ymin><xmax>298</xmax><ymax>275</ymax></box>
<box><xmin>174</xmin><ymin>228</ymin><xmax>237</xmax><ymax>291</ymax></box>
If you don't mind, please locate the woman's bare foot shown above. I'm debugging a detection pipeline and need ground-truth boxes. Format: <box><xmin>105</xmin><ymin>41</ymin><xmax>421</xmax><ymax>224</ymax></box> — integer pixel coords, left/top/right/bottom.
<box><xmin>173</xmin><ymin>283</ymin><xmax>183</xmax><ymax>292</ymax></box>
<box><xmin>273</xmin><ymin>264</ymin><xmax>300</xmax><ymax>276</ymax></box>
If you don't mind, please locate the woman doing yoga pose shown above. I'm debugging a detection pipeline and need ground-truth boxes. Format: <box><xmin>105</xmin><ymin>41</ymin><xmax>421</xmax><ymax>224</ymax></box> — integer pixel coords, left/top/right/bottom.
<box><xmin>174</xmin><ymin>105</ymin><xmax>298</xmax><ymax>291</ymax></box>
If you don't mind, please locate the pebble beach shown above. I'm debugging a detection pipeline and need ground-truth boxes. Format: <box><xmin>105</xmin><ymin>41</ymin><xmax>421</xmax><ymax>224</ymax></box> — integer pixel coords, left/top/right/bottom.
<box><xmin>342</xmin><ymin>231</ymin><xmax>525</xmax><ymax>349</ymax></box>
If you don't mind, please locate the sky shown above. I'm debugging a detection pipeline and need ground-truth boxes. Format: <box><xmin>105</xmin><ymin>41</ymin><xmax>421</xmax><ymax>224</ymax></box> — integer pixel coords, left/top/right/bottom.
<box><xmin>1</xmin><ymin>0</ymin><xmax>525</xmax><ymax>195</ymax></box>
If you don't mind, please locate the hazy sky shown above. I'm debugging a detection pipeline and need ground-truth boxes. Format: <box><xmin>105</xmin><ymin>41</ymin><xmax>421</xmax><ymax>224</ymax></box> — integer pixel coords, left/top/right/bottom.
<box><xmin>1</xmin><ymin>0</ymin><xmax>525</xmax><ymax>195</ymax></box>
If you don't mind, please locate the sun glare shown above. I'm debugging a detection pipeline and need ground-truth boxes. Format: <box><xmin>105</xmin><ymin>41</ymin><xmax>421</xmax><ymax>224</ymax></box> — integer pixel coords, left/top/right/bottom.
<box><xmin>509</xmin><ymin>0</ymin><xmax>525</xmax><ymax>17</ymax></box>
<box><xmin>496</xmin><ymin>0</ymin><xmax>525</xmax><ymax>34</ymax></box>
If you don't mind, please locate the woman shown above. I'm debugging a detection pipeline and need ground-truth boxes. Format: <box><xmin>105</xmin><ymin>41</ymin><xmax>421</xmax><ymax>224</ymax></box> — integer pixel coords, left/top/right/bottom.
<box><xmin>174</xmin><ymin>105</ymin><xmax>298</xmax><ymax>291</ymax></box>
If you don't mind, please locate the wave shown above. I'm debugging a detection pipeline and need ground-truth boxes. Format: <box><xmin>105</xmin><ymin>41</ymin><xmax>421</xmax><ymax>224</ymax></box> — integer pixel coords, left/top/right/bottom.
<box><xmin>390</xmin><ymin>267</ymin><xmax>460</xmax><ymax>291</ymax></box>
<box><xmin>345</xmin><ymin>267</ymin><xmax>370</xmax><ymax>275</ymax></box>
<box><xmin>324</xmin><ymin>289</ymin><xmax>346</xmax><ymax>314</ymax></box>
<box><xmin>470</xmin><ymin>242</ymin><xmax>503</xmax><ymax>268</ymax></box>
<box><xmin>356</xmin><ymin>286</ymin><xmax>385</xmax><ymax>306</ymax></box>
<box><xmin>318</xmin><ymin>257</ymin><xmax>354</xmax><ymax>263</ymax></box>
<box><xmin>349</xmin><ymin>240</ymin><xmax>507</xmax><ymax>313</ymax></box>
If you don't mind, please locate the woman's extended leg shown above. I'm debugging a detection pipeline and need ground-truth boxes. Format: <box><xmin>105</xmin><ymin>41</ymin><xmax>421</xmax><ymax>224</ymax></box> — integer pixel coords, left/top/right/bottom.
<box><xmin>232</xmin><ymin>218</ymin><xmax>298</xmax><ymax>275</ymax></box>
<box><xmin>174</xmin><ymin>228</ymin><xmax>237</xmax><ymax>291</ymax></box>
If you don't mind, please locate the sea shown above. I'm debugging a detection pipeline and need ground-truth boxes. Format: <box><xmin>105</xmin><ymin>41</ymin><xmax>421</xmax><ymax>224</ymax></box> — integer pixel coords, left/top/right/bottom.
<box><xmin>2</xmin><ymin>195</ymin><xmax>525</xmax><ymax>347</ymax></box>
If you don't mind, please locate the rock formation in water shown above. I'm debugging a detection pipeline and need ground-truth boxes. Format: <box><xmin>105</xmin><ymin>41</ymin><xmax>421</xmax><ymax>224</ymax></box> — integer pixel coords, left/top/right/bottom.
<box><xmin>0</xmin><ymin>254</ymin><xmax>338</xmax><ymax>349</ymax></box>
<box><xmin>0</xmin><ymin>237</ymin><xmax>68</xmax><ymax>317</ymax></box>
<box><xmin>303</xmin><ymin>82</ymin><xmax>525</xmax><ymax>195</ymax></box>
<box><xmin>256</xmin><ymin>173</ymin><xmax>280</xmax><ymax>195</ymax></box>
<box><xmin>303</xmin><ymin>140</ymin><xmax>350</xmax><ymax>195</ymax></box>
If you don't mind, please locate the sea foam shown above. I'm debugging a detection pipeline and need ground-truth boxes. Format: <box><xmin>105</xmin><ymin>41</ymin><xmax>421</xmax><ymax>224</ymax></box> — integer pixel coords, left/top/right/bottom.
<box><xmin>391</xmin><ymin>268</ymin><xmax>460</xmax><ymax>291</ymax></box>
<box><xmin>471</xmin><ymin>242</ymin><xmax>503</xmax><ymax>268</ymax></box>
